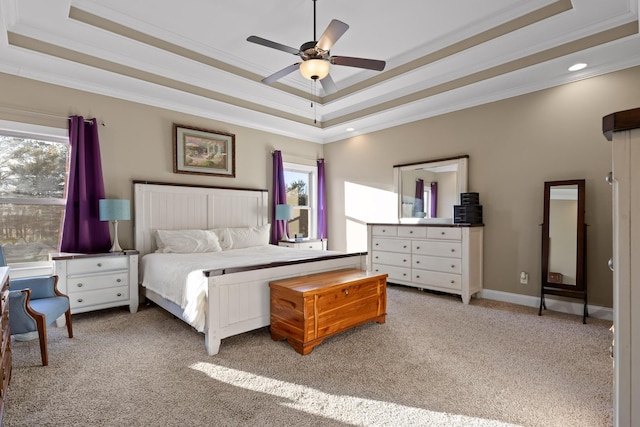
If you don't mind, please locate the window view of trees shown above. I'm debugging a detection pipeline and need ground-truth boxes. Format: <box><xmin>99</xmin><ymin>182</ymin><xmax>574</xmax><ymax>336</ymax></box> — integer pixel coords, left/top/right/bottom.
<box><xmin>0</xmin><ymin>135</ymin><xmax>69</xmax><ymax>263</ymax></box>
<box><xmin>285</xmin><ymin>170</ymin><xmax>311</xmax><ymax>238</ymax></box>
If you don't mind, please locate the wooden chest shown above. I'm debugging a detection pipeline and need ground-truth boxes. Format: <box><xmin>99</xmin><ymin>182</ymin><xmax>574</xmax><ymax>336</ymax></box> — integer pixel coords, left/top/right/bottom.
<box><xmin>269</xmin><ymin>268</ymin><xmax>387</xmax><ymax>355</ymax></box>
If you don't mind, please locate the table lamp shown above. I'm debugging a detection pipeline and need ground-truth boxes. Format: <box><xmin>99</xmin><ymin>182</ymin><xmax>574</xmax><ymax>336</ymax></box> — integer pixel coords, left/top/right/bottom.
<box><xmin>275</xmin><ymin>204</ymin><xmax>294</xmax><ymax>241</ymax></box>
<box><xmin>99</xmin><ymin>199</ymin><xmax>131</xmax><ymax>252</ymax></box>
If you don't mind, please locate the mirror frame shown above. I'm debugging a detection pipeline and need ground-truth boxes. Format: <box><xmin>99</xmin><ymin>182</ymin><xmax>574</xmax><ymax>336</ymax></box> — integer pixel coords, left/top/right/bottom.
<box><xmin>393</xmin><ymin>155</ymin><xmax>469</xmax><ymax>223</ymax></box>
<box><xmin>541</xmin><ymin>179</ymin><xmax>586</xmax><ymax>292</ymax></box>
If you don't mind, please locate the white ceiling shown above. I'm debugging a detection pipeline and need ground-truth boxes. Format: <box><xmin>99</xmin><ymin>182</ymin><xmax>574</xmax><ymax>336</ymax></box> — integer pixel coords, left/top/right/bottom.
<box><xmin>1</xmin><ymin>0</ymin><xmax>639</xmax><ymax>143</ymax></box>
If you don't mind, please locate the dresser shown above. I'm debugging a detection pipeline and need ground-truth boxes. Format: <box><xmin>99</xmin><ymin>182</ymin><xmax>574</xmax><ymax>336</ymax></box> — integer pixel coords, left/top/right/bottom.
<box><xmin>602</xmin><ymin>108</ymin><xmax>640</xmax><ymax>427</ymax></box>
<box><xmin>51</xmin><ymin>251</ymin><xmax>139</xmax><ymax>314</ymax></box>
<box><xmin>269</xmin><ymin>268</ymin><xmax>387</xmax><ymax>355</ymax></box>
<box><xmin>367</xmin><ymin>223</ymin><xmax>483</xmax><ymax>304</ymax></box>
<box><xmin>0</xmin><ymin>267</ymin><xmax>10</xmax><ymax>424</ymax></box>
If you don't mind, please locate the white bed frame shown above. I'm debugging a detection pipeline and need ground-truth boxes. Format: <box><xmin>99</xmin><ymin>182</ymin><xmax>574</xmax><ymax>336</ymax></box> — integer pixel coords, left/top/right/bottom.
<box><xmin>133</xmin><ymin>181</ymin><xmax>366</xmax><ymax>355</ymax></box>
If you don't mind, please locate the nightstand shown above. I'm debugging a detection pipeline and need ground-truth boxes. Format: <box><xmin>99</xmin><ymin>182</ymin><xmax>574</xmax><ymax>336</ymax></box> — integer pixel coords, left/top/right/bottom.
<box><xmin>51</xmin><ymin>250</ymin><xmax>139</xmax><ymax>314</ymax></box>
<box><xmin>278</xmin><ymin>238</ymin><xmax>326</xmax><ymax>250</ymax></box>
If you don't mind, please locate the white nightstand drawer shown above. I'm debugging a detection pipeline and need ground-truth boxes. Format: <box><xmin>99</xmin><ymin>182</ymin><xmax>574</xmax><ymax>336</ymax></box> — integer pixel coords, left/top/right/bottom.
<box><xmin>412</xmin><ymin>255</ymin><xmax>462</xmax><ymax>274</ymax></box>
<box><xmin>67</xmin><ymin>272</ymin><xmax>129</xmax><ymax>292</ymax></box>
<box><xmin>278</xmin><ymin>240</ymin><xmax>324</xmax><ymax>250</ymax></box>
<box><xmin>371</xmin><ymin>264</ymin><xmax>411</xmax><ymax>282</ymax></box>
<box><xmin>371</xmin><ymin>251</ymin><xmax>411</xmax><ymax>267</ymax></box>
<box><xmin>426</xmin><ymin>227</ymin><xmax>462</xmax><ymax>241</ymax></box>
<box><xmin>371</xmin><ymin>225</ymin><xmax>397</xmax><ymax>237</ymax></box>
<box><xmin>372</xmin><ymin>238</ymin><xmax>411</xmax><ymax>253</ymax></box>
<box><xmin>68</xmin><ymin>256</ymin><xmax>128</xmax><ymax>275</ymax></box>
<box><xmin>412</xmin><ymin>270</ymin><xmax>461</xmax><ymax>290</ymax></box>
<box><xmin>69</xmin><ymin>286</ymin><xmax>130</xmax><ymax>310</ymax></box>
<box><xmin>412</xmin><ymin>240</ymin><xmax>462</xmax><ymax>258</ymax></box>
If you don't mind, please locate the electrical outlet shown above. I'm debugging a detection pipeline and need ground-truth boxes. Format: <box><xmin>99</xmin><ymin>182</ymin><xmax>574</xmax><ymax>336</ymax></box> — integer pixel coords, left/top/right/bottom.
<box><xmin>520</xmin><ymin>271</ymin><xmax>529</xmax><ymax>285</ymax></box>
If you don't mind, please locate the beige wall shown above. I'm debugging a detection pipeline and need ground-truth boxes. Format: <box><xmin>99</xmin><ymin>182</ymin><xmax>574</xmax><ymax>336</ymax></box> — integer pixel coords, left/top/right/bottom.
<box><xmin>3</xmin><ymin>65</ymin><xmax>640</xmax><ymax>308</ymax></box>
<box><xmin>324</xmin><ymin>66</ymin><xmax>640</xmax><ymax>308</ymax></box>
<box><xmin>0</xmin><ymin>72</ymin><xmax>323</xmax><ymax>251</ymax></box>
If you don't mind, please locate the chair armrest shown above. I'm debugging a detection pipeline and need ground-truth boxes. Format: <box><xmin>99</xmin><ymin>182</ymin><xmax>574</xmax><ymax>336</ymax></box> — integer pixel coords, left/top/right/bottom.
<box><xmin>8</xmin><ymin>289</ymin><xmax>38</xmax><ymax>334</ymax></box>
<box><xmin>9</xmin><ymin>275</ymin><xmax>59</xmax><ymax>300</ymax></box>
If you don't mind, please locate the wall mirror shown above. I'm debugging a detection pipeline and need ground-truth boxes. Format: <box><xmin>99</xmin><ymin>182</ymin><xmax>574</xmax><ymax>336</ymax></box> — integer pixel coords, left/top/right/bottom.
<box><xmin>539</xmin><ymin>179</ymin><xmax>587</xmax><ymax>323</ymax></box>
<box><xmin>393</xmin><ymin>155</ymin><xmax>468</xmax><ymax>223</ymax></box>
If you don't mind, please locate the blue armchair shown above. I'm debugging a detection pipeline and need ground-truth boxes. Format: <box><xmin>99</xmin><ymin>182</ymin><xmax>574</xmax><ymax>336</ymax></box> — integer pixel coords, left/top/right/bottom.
<box><xmin>0</xmin><ymin>247</ymin><xmax>73</xmax><ymax>366</ymax></box>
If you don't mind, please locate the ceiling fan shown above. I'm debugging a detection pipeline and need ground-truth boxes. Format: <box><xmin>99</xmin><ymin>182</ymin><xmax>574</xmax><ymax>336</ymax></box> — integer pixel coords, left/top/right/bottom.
<box><xmin>247</xmin><ymin>0</ymin><xmax>386</xmax><ymax>95</ymax></box>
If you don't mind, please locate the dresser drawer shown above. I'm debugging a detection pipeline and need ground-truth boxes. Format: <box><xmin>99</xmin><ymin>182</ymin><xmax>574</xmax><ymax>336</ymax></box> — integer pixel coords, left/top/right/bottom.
<box><xmin>371</xmin><ymin>225</ymin><xmax>397</xmax><ymax>237</ymax></box>
<box><xmin>68</xmin><ymin>256</ymin><xmax>128</xmax><ymax>275</ymax></box>
<box><xmin>371</xmin><ymin>263</ymin><xmax>411</xmax><ymax>282</ymax></box>
<box><xmin>372</xmin><ymin>238</ymin><xmax>411</xmax><ymax>253</ymax></box>
<box><xmin>426</xmin><ymin>227</ymin><xmax>462</xmax><ymax>241</ymax></box>
<box><xmin>412</xmin><ymin>270</ymin><xmax>461</xmax><ymax>290</ymax></box>
<box><xmin>412</xmin><ymin>241</ymin><xmax>462</xmax><ymax>258</ymax></box>
<box><xmin>67</xmin><ymin>272</ymin><xmax>129</xmax><ymax>292</ymax></box>
<box><xmin>371</xmin><ymin>251</ymin><xmax>411</xmax><ymax>267</ymax></box>
<box><xmin>69</xmin><ymin>286</ymin><xmax>130</xmax><ymax>310</ymax></box>
<box><xmin>397</xmin><ymin>226</ymin><xmax>427</xmax><ymax>238</ymax></box>
<box><xmin>412</xmin><ymin>255</ymin><xmax>462</xmax><ymax>274</ymax></box>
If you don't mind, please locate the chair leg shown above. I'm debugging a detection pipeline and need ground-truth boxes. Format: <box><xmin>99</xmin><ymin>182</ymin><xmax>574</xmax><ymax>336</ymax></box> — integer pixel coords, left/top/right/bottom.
<box><xmin>33</xmin><ymin>313</ymin><xmax>48</xmax><ymax>366</ymax></box>
<box><xmin>65</xmin><ymin>308</ymin><xmax>73</xmax><ymax>338</ymax></box>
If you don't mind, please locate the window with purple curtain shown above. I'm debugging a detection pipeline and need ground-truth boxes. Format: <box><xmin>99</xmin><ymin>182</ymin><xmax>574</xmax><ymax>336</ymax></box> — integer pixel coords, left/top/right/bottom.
<box><xmin>60</xmin><ymin>116</ymin><xmax>111</xmax><ymax>253</ymax></box>
<box><xmin>271</xmin><ymin>150</ymin><xmax>287</xmax><ymax>244</ymax></box>
<box><xmin>414</xmin><ymin>178</ymin><xmax>424</xmax><ymax>217</ymax></box>
<box><xmin>317</xmin><ymin>159</ymin><xmax>327</xmax><ymax>239</ymax></box>
<box><xmin>430</xmin><ymin>182</ymin><xmax>438</xmax><ymax>218</ymax></box>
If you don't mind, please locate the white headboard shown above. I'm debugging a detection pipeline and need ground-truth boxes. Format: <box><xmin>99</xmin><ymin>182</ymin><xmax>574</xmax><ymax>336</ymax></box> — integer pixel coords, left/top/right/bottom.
<box><xmin>134</xmin><ymin>181</ymin><xmax>269</xmax><ymax>257</ymax></box>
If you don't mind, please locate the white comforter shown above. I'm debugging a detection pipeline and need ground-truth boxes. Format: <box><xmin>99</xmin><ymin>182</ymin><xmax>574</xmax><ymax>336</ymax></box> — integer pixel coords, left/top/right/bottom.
<box><xmin>141</xmin><ymin>245</ymin><xmax>338</xmax><ymax>332</ymax></box>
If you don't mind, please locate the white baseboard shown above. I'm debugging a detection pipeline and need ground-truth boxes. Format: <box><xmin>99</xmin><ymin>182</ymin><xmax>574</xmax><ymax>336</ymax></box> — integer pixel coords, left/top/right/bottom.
<box><xmin>479</xmin><ymin>289</ymin><xmax>613</xmax><ymax>322</ymax></box>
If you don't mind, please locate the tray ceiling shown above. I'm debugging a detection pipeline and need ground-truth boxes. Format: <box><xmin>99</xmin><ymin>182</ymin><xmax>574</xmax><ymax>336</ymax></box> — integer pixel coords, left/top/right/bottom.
<box><xmin>0</xmin><ymin>0</ymin><xmax>638</xmax><ymax>143</ymax></box>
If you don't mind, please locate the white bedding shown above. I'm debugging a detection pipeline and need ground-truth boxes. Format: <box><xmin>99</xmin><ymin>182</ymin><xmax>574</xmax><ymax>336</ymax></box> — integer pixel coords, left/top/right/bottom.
<box><xmin>141</xmin><ymin>244</ymin><xmax>338</xmax><ymax>332</ymax></box>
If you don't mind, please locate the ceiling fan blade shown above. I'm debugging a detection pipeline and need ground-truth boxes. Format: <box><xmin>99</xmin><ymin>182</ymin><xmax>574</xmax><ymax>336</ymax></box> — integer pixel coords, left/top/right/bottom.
<box><xmin>262</xmin><ymin>63</ymin><xmax>301</xmax><ymax>84</ymax></box>
<box><xmin>320</xmin><ymin>74</ymin><xmax>337</xmax><ymax>95</ymax></box>
<box><xmin>247</xmin><ymin>36</ymin><xmax>300</xmax><ymax>56</ymax></box>
<box><xmin>316</xmin><ymin>19</ymin><xmax>349</xmax><ymax>51</ymax></box>
<box><xmin>330</xmin><ymin>56</ymin><xmax>386</xmax><ymax>71</ymax></box>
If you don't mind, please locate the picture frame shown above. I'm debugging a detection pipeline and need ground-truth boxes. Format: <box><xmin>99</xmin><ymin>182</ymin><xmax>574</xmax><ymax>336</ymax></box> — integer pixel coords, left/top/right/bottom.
<box><xmin>173</xmin><ymin>124</ymin><xmax>235</xmax><ymax>177</ymax></box>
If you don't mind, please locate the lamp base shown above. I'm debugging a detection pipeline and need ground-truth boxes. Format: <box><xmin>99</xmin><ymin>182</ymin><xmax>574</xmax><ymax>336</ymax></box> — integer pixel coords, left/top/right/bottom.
<box><xmin>110</xmin><ymin>220</ymin><xmax>124</xmax><ymax>252</ymax></box>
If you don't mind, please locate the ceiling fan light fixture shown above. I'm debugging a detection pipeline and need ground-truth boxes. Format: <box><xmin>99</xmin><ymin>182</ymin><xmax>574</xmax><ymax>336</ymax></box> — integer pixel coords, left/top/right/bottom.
<box><xmin>300</xmin><ymin>59</ymin><xmax>330</xmax><ymax>80</ymax></box>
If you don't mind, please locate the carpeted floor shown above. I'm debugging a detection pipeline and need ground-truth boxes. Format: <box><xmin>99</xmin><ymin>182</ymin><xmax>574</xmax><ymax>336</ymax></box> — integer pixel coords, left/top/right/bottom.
<box><xmin>4</xmin><ymin>285</ymin><xmax>613</xmax><ymax>427</ymax></box>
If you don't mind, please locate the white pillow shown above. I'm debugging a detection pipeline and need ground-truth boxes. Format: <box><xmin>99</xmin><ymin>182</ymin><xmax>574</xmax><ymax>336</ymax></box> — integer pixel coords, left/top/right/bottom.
<box><xmin>155</xmin><ymin>229</ymin><xmax>222</xmax><ymax>253</ymax></box>
<box><xmin>219</xmin><ymin>224</ymin><xmax>271</xmax><ymax>250</ymax></box>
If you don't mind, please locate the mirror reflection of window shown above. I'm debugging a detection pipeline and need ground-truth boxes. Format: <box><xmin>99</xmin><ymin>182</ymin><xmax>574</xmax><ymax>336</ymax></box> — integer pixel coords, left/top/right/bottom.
<box><xmin>548</xmin><ymin>185</ymin><xmax>579</xmax><ymax>286</ymax></box>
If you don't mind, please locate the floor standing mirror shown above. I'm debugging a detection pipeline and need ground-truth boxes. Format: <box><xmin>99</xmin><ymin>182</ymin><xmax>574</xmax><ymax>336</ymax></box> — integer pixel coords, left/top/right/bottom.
<box><xmin>539</xmin><ymin>179</ymin><xmax>588</xmax><ymax>323</ymax></box>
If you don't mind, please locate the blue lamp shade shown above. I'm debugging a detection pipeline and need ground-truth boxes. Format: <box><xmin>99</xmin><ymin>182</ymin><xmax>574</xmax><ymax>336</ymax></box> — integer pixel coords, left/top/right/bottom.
<box><xmin>275</xmin><ymin>204</ymin><xmax>293</xmax><ymax>221</ymax></box>
<box><xmin>99</xmin><ymin>199</ymin><xmax>131</xmax><ymax>221</ymax></box>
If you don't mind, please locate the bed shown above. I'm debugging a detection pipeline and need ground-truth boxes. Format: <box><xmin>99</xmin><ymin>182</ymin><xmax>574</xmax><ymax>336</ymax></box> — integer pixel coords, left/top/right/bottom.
<box><xmin>133</xmin><ymin>181</ymin><xmax>367</xmax><ymax>355</ymax></box>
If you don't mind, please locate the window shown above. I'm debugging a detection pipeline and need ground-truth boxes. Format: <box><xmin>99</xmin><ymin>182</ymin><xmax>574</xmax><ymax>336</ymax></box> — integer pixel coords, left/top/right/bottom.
<box><xmin>0</xmin><ymin>122</ymin><xmax>70</xmax><ymax>264</ymax></box>
<box><xmin>283</xmin><ymin>162</ymin><xmax>317</xmax><ymax>238</ymax></box>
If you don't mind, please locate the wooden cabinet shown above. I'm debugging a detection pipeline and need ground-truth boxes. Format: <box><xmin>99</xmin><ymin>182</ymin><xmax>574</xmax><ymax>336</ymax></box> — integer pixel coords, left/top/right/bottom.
<box><xmin>0</xmin><ymin>267</ymin><xmax>10</xmax><ymax>423</ymax></box>
<box><xmin>367</xmin><ymin>224</ymin><xmax>483</xmax><ymax>304</ymax></box>
<box><xmin>52</xmin><ymin>251</ymin><xmax>139</xmax><ymax>314</ymax></box>
<box><xmin>269</xmin><ymin>269</ymin><xmax>387</xmax><ymax>355</ymax></box>
<box><xmin>278</xmin><ymin>239</ymin><xmax>325</xmax><ymax>250</ymax></box>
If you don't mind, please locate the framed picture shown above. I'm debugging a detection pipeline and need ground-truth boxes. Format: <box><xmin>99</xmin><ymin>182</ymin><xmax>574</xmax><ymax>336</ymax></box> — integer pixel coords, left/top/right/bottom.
<box><xmin>173</xmin><ymin>124</ymin><xmax>235</xmax><ymax>177</ymax></box>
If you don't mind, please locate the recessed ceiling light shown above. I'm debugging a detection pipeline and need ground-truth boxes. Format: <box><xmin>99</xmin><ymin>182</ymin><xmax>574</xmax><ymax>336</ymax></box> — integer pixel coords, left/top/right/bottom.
<box><xmin>568</xmin><ymin>63</ymin><xmax>587</xmax><ymax>72</ymax></box>
<box><xmin>346</xmin><ymin>127</ymin><xmax>355</xmax><ymax>132</ymax></box>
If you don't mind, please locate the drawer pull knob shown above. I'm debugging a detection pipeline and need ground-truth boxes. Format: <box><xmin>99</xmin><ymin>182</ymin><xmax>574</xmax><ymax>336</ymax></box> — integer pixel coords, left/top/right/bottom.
<box><xmin>116</xmin><ymin>279</ymin><xmax>122</xmax><ymax>283</ymax></box>
<box><xmin>451</xmin><ymin>280</ymin><xmax>455</xmax><ymax>284</ymax></box>
<box><xmin>375</xmin><ymin>243</ymin><xmax>379</xmax><ymax>246</ymax></box>
<box><xmin>77</xmin><ymin>283</ymin><xmax>83</xmax><ymax>287</ymax></box>
<box><xmin>416</xmin><ymin>261</ymin><xmax>420</xmax><ymax>264</ymax></box>
<box><xmin>403</xmin><ymin>245</ymin><xmax>407</xmax><ymax>249</ymax></box>
<box><xmin>97</xmin><ymin>263</ymin><xmax>102</xmax><ymax>267</ymax></box>
<box><xmin>451</xmin><ymin>265</ymin><xmax>455</xmax><ymax>268</ymax></box>
<box><xmin>344</xmin><ymin>289</ymin><xmax>349</xmax><ymax>296</ymax></box>
<box><xmin>403</xmin><ymin>273</ymin><xmax>407</xmax><ymax>276</ymax></box>
<box><xmin>416</xmin><ymin>246</ymin><xmax>420</xmax><ymax>250</ymax></box>
<box><xmin>606</xmin><ymin>171</ymin><xmax>613</xmax><ymax>185</ymax></box>
<box><xmin>77</xmin><ymin>298</ymin><xmax>83</xmax><ymax>303</ymax></box>
<box><xmin>441</xmin><ymin>231</ymin><xmax>445</xmax><ymax>235</ymax></box>
<box><xmin>416</xmin><ymin>275</ymin><xmax>420</xmax><ymax>278</ymax></box>
<box><xmin>451</xmin><ymin>249</ymin><xmax>455</xmax><ymax>253</ymax></box>
<box><xmin>608</xmin><ymin>258</ymin><xmax>614</xmax><ymax>272</ymax></box>
<box><xmin>409</xmin><ymin>230</ymin><xmax>413</xmax><ymax>234</ymax></box>
<box><xmin>117</xmin><ymin>293</ymin><xmax>122</xmax><ymax>297</ymax></box>
<box><xmin>403</xmin><ymin>259</ymin><xmax>407</xmax><ymax>263</ymax></box>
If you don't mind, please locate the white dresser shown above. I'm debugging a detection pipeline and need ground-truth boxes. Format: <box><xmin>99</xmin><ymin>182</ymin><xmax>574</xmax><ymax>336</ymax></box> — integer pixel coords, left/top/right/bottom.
<box><xmin>367</xmin><ymin>224</ymin><xmax>483</xmax><ymax>304</ymax></box>
<box><xmin>52</xmin><ymin>251</ymin><xmax>139</xmax><ymax>314</ymax></box>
